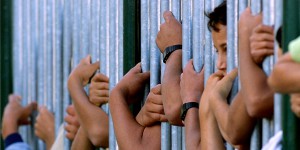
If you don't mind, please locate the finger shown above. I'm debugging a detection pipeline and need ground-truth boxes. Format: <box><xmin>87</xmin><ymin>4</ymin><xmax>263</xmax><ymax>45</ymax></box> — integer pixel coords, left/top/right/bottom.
<box><xmin>66</xmin><ymin>105</ymin><xmax>76</xmax><ymax>116</ymax></box>
<box><xmin>251</xmin><ymin>33</ymin><xmax>274</xmax><ymax>42</ymax></box>
<box><xmin>159</xmin><ymin>114</ymin><xmax>168</xmax><ymax>122</ymax></box>
<box><xmin>23</xmin><ymin>102</ymin><xmax>38</xmax><ymax>117</ymax></box>
<box><xmin>9</xmin><ymin>94</ymin><xmax>21</xmax><ymax>102</ymax></box>
<box><xmin>253</xmin><ymin>24</ymin><xmax>274</xmax><ymax>34</ymax></box>
<box><xmin>90</xmin><ymin>97</ymin><xmax>109</xmax><ymax>106</ymax></box>
<box><xmin>151</xmin><ymin>84</ymin><xmax>162</xmax><ymax>95</ymax></box>
<box><xmin>147</xmin><ymin>94</ymin><xmax>163</xmax><ymax>105</ymax></box>
<box><xmin>91</xmin><ymin>90</ymin><xmax>110</xmax><ymax>97</ymax></box>
<box><xmin>91</xmin><ymin>73</ymin><xmax>109</xmax><ymax>83</ymax></box>
<box><xmin>223</xmin><ymin>68</ymin><xmax>238</xmax><ymax>83</ymax></box>
<box><xmin>148</xmin><ymin>104</ymin><xmax>165</xmax><ymax>114</ymax></box>
<box><xmin>91</xmin><ymin>61</ymin><xmax>100</xmax><ymax>72</ymax></box>
<box><xmin>251</xmin><ymin>49</ymin><xmax>274</xmax><ymax>58</ymax></box>
<box><xmin>91</xmin><ymin>82</ymin><xmax>109</xmax><ymax>90</ymax></box>
<box><xmin>251</xmin><ymin>41</ymin><xmax>274</xmax><ymax>50</ymax></box>
<box><xmin>163</xmin><ymin>11</ymin><xmax>173</xmax><ymax>23</ymax></box>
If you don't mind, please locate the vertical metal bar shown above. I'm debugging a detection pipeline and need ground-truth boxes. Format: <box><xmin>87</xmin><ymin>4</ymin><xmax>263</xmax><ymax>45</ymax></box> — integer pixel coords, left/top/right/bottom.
<box><xmin>99</xmin><ymin>0</ymin><xmax>109</xmax><ymax>114</ymax></box>
<box><xmin>54</xmin><ymin>0</ymin><xmax>63</xmax><ymax>137</ymax></box>
<box><xmin>141</xmin><ymin>0</ymin><xmax>150</xmax><ymax>73</ymax></box>
<box><xmin>118</xmin><ymin>0</ymin><xmax>124</xmax><ymax>82</ymax></box>
<box><xmin>30</xmin><ymin>0</ymin><xmax>39</xmax><ymax>148</ymax></box>
<box><xmin>72</xmin><ymin>0</ymin><xmax>81</xmax><ymax>67</ymax></box>
<box><xmin>262</xmin><ymin>0</ymin><xmax>275</xmax><ymax>145</ymax></box>
<box><xmin>109</xmin><ymin>0</ymin><xmax>118</xmax><ymax>149</ymax></box>
<box><xmin>171</xmin><ymin>0</ymin><xmax>181</xmax><ymax>20</ymax></box>
<box><xmin>80</xmin><ymin>0</ymin><xmax>91</xmax><ymax>57</ymax></box>
<box><xmin>250</xmin><ymin>0</ymin><xmax>261</xmax><ymax>15</ymax></box>
<box><xmin>38</xmin><ymin>0</ymin><xmax>46</xmax><ymax>149</ymax></box>
<box><xmin>249</xmin><ymin>1</ymin><xmax>262</xmax><ymax>149</ymax></box>
<box><xmin>192</xmin><ymin>0</ymin><xmax>204</xmax><ymax>72</ymax></box>
<box><xmin>91</xmin><ymin>0</ymin><xmax>100</xmax><ymax>63</ymax></box>
<box><xmin>150</xmin><ymin>0</ymin><xmax>160</xmax><ymax>88</ymax></box>
<box><xmin>227</xmin><ymin>0</ymin><xmax>238</xmax><ymax>149</ymax></box>
<box><xmin>22</xmin><ymin>0</ymin><xmax>30</xmax><ymax>145</ymax></box>
<box><xmin>46</xmin><ymin>0</ymin><xmax>54</xmax><ymax>112</ymax></box>
<box><xmin>182</xmin><ymin>0</ymin><xmax>192</xmax><ymax>67</ymax></box>
<box><xmin>273</xmin><ymin>0</ymin><xmax>283</xmax><ymax>134</ymax></box>
<box><xmin>204</xmin><ymin>0</ymin><xmax>213</xmax><ymax>85</ymax></box>
<box><xmin>63</xmin><ymin>0</ymin><xmax>72</xmax><ymax>149</ymax></box>
<box><xmin>12</xmin><ymin>0</ymin><xmax>23</xmax><ymax>106</ymax></box>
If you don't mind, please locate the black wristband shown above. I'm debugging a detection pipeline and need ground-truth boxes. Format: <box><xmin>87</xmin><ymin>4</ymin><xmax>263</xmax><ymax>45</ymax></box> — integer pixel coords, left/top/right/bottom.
<box><xmin>163</xmin><ymin>44</ymin><xmax>182</xmax><ymax>63</ymax></box>
<box><xmin>181</xmin><ymin>102</ymin><xmax>199</xmax><ymax>121</ymax></box>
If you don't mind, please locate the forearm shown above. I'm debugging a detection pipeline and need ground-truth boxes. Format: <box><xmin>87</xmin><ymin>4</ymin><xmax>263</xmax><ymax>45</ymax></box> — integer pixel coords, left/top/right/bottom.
<box><xmin>162</xmin><ymin>50</ymin><xmax>183</xmax><ymax>125</ymax></box>
<box><xmin>226</xmin><ymin>92</ymin><xmax>255</xmax><ymax>145</ymax></box>
<box><xmin>269</xmin><ymin>53</ymin><xmax>300</xmax><ymax>93</ymax></box>
<box><xmin>68</xmin><ymin>77</ymin><xmax>109</xmax><ymax>147</ymax></box>
<box><xmin>200</xmin><ymin>100</ymin><xmax>225</xmax><ymax>150</ymax></box>
<box><xmin>2</xmin><ymin>118</ymin><xmax>18</xmax><ymax>139</ymax></box>
<box><xmin>110</xmin><ymin>88</ymin><xmax>161</xmax><ymax>150</ymax></box>
<box><xmin>209</xmin><ymin>95</ymin><xmax>230</xmax><ymax>142</ymax></box>
<box><xmin>71</xmin><ymin>127</ymin><xmax>94</xmax><ymax>150</ymax></box>
<box><xmin>184</xmin><ymin>108</ymin><xmax>200</xmax><ymax>150</ymax></box>
<box><xmin>240</xmin><ymin>34</ymin><xmax>273</xmax><ymax>117</ymax></box>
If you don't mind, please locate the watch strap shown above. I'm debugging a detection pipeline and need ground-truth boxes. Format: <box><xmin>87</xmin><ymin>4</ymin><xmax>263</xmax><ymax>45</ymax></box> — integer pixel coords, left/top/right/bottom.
<box><xmin>181</xmin><ymin>102</ymin><xmax>199</xmax><ymax>121</ymax></box>
<box><xmin>163</xmin><ymin>44</ymin><xmax>182</xmax><ymax>63</ymax></box>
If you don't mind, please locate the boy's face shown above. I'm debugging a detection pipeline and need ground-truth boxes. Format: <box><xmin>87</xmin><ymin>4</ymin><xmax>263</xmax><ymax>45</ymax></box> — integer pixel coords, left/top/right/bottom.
<box><xmin>212</xmin><ymin>24</ymin><xmax>227</xmax><ymax>75</ymax></box>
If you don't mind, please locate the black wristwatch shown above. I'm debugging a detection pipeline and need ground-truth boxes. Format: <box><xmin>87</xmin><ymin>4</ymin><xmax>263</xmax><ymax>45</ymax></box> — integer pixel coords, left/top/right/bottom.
<box><xmin>180</xmin><ymin>102</ymin><xmax>199</xmax><ymax>121</ymax></box>
<box><xmin>163</xmin><ymin>44</ymin><xmax>182</xmax><ymax>63</ymax></box>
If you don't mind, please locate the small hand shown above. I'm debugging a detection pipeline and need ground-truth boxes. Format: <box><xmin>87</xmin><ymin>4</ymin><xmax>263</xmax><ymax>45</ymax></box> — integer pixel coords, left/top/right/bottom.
<box><xmin>156</xmin><ymin>11</ymin><xmax>182</xmax><ymax>53</ymax></box>
<box><xmin>211</xmin><ymin>69</ymin><xmax>238</xmax><ymax>101</ymax></box>
<box><xmin>2</xmin><ymin>94</ymin><xmax>37</xmax><ymax>139</ymax></box>
<box><xmin>291</xmin><ymin>93</ymin><xmax>300</xmax><ymax>118</ymax></box>
<box><xmin>35</xmin><ymin>106</ymin><xmax>55</xmax><ymax>149</ymax></box>
<box><xmin>239</xmin><ymin>8</ymin><xmax>262</xmax><ymax>36</ymax></box>
<box><xmin>136</xmin><ymin>84</ymin><xmax>167</xmax><ymax>127</ymax></box>
<box><xmin>64</xmin><ymin>105</ymin><xmax>80</xmax><ymax>140</ymax></box>
<box><xmin>250</xmin><ymin>24</ymin><xmax>274</xmax><ymax>66</ymax></box>
<box><xmin>114</xmin><ymin>63</ymin><xmax>150</xmax><ymax>104</ymax></box>
<box><xmin>69</xmin><ymin>55</ymin><xmax>99</xmax><ymax>87</ymax></box>
<box><xmin>89</xmin><ymin>73</ymin><xmax>109</xmax><ymax>106</ymax></box>
<box><xmin>180</xmin><ymin>60</ymin><xmax>204</xmax><ymax>103</ymax></box>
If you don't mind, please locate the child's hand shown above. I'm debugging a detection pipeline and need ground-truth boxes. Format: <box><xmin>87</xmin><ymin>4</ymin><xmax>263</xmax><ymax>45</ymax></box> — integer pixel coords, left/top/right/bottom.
<box><xmin>69</xmin><ymin>55</ymin><xmax>99</xmax><ymax>87</ymax></box>
<box><xmin>89</xmin><ymin>73</ymin><xmax>109</xmax><ymax>106</ymax></box>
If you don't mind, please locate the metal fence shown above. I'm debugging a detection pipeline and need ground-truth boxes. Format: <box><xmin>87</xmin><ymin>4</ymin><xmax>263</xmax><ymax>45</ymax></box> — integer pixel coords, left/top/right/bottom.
<box><xmin>11</xmin><ymin>0</ymin><xmax>284</xmax><ymax>149</ymax></box>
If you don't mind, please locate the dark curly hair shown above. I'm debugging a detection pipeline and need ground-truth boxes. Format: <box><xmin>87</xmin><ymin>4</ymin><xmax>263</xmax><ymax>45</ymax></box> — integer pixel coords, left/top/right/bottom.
<box><xmin>205</xmin><ymin>1</ymin><xmax>227</xmax><ymax>32</ymax></box>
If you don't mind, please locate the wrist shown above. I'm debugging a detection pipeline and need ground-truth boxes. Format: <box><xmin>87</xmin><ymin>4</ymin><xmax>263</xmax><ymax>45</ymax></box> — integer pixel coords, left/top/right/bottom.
<box><xmin>163</xmin><ymin>45</ymin><xmax>182</xmax><ymax>63</ymax></box>
<box><xmin>2</xmin><ymin>118</ymin><xmax>18</xmax><ymax>139</ymax></box>
<box><xmin>182</xmin><ymin>95</ymin><xmax>199</xmax><ymax>103</ymax></box>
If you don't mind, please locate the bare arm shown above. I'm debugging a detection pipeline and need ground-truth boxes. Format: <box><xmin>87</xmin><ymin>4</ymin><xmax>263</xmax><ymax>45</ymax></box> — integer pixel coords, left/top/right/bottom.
<box><xmin>156</xmin><ymin>11</ymin><xmax>183</xmax><ymax>125</ymax></box>
<box><xmin>180</xmin><ymin>60</ymin><xmax>204</xmax><ymax>149</ymax></box>
<box><xmin>68</xmin><ymin>56</ymin><xmax>108</xmax><ymax>148</ymax></box>
<box><xmin>239</xmin><ymin>11</ymin><xmax>274</xmax><ymax>117</ymax></box>
<box><xmin>110</xmin><ymin>63</ymin><xmax>161</xmax><ymax>150</ymax></box>
<box><xmin>209</xmin><ymin>70</ymin><xmax>254</xmax><ymax>145</ymax></box>
<box><xmin>71</xmin><ymin>127</ymin><xmax>94</xmax><ymax>150</ymax></box>
<box><xmin>269</xmin><ymin>53</ymin><xmax>300</xmax><ymax>93</ymax></box>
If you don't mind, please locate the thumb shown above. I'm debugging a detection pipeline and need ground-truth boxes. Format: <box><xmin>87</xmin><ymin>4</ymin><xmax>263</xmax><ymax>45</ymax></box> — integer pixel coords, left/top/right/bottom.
<box><xmin>163</xmin><ymin>11</ymin><xmax>173</xmax><ymax>23</ymax></box>
<box><xmin>23</xmin><ymin>102</ymin><xmax>37</xmax><ymax>117</ymax></box>
<box><xmin>91</xmin><ymin>61</ymin><xmax>100</xmax><ymax>71</ymax></box>
<box><xmin>152</xmin><ymin>84</ymin><xmax>162</xmax><ymax>95</ymax></box>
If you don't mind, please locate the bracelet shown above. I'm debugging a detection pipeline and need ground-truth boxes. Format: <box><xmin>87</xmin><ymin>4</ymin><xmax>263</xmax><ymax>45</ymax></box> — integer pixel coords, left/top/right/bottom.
<box><xmin>163</xmin><ymin>44</ymin><xmax>182</xmax><ymax>63</ymax></box>
<box><xmin>289</xmin><ymin>36</ymin><xmax>300</xmax><ymax>63</ymax></box>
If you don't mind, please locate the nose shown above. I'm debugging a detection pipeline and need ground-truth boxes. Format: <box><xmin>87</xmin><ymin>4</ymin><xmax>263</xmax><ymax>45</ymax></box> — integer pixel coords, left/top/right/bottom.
<box><xmin>217</xmin><ymin>54</ymin><xmax>226</xmax><ymax>73</ymax></box>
